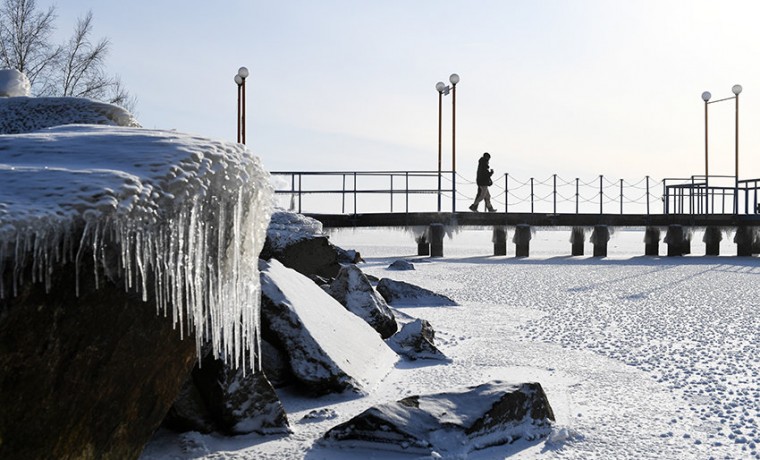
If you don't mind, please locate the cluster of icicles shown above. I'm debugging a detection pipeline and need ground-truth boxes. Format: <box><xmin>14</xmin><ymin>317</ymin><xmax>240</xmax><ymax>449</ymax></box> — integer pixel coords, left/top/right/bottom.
<box><xmin>0</xmin><ymin>175</ymin><xmax>273</xmax><ymax>372</ymax></box>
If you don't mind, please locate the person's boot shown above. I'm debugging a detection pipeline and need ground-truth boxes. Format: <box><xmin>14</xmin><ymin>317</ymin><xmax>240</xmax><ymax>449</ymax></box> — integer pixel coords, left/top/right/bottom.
<box><xmin>469</xmin><ymin>204</ymin><xmax>478</xmax><ymax>212</ymax></box>
<box><xmin>487</xmin><ymin>206</ymin><xmax>497</xmax><ymax>212</ymax></box>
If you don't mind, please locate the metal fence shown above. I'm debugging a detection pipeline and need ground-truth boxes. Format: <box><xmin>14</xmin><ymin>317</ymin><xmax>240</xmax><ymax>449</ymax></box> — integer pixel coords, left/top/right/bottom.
<box><xmin>270</xmin><ymin>170</ymin><xmax>760</xmax><ymax>216</ymax></box>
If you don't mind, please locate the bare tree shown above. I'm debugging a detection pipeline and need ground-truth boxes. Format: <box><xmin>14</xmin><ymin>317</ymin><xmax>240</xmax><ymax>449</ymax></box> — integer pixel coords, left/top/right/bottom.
<box><xmin>0</xmin><ymin>0</ymin><xmax>135</xmax><ymax>111</ymax></box>
<box><xmin>0</xmin><ymin>0</ymin><xmax>60</xmax><ymax>90</ymax></box>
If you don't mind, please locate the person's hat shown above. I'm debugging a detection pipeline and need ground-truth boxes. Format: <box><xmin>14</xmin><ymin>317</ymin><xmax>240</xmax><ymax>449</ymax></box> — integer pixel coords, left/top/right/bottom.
<box><xmin>483</xmin><ymin>152</ymin><xmax>490</xmax><ymax>158</ymax></box>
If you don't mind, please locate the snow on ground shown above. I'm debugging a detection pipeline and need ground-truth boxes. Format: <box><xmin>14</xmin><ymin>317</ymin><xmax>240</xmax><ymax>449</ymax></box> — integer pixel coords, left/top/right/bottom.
<box><xmin>143</xmin><ymin>228</ymin><xmax>759</xmax><ymax>459</ymax></box>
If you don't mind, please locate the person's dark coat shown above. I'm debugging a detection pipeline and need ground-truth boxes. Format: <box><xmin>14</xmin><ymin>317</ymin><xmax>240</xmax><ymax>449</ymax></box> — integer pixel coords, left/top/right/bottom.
<box><xmin>476</xmin><ymin>155</ymin><xmax>493</xmax><ymax>186</ymax></box>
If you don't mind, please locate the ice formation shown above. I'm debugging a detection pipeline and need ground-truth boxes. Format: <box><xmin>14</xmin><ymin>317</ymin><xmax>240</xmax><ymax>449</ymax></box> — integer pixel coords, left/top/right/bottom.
<box><xmin>0</xmin><ymin>69</ymin><xmax>31</xmax><ymax>97</ymax></box>
<box><xmin>0</xmin><ymin>124</ymin><xmax>273</xmax><ymax>369</ymax></box>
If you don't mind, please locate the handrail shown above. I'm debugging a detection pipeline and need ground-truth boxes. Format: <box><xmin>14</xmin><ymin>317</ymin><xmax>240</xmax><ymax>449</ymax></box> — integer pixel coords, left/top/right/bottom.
<box><xmin>270</xmin><ymin>170</ymin><xmax>760</xmax><ymax>216</ymax></box>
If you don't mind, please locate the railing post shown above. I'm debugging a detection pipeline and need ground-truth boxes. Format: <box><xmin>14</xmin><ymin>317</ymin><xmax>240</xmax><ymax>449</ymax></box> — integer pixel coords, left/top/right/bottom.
<box><xmin>745</xmin><ymin>184</ymin><xmax>749</xmax><ymax>215</ymax></box>
<box><xmin>505</xmin><ymin>173</ymin><xmax>509</xmax><ymax>214</ymax></box>
<box><xmin>646</xmin><ymin>176</ymin><xmax>650</xmax><ymax>215</ymax></box>
<box><xmin>575</xmin><ymin>178</ymin><xmax>579</xmax><ymax>214</ymax></box>
<box><xmin>406</xmin><ymin>172</ymin><xmax>409</xmax><ymax>213</ymax></box>
<box><xmin>298</xmin><ymin>173</ymin><xmax>302</xmax><ymax>214</ymax></box>
<box><xmin>620</xmin><ymin>178</ymin><xmax>623</xmax><ymax>214</ymax></box>
<box><xmin>390</xmin><ymin>174</ymin><xmax>394</xmax><ymax>213</ymax></box>
<box><xmin>342</xmin><ymin>173</ymin><xmax>346</xmax><ymax>214</ymax></box>
<box><xmin>599</xmin><ymin>175</ymin><xmax>603</xmax><ymax>214</ymax></box>
<box><xmin>353</xmin><ymin>172</ymin><xmax>357</xmax><ymax>215</ymax></box>
<box><xmin>290</xmin><ymin>174</ymin><xmax>296</xmax><ymax>212</ymax></box>
<box><xmin>553</xmin><ymin>174</ymin><xmax>557</xmax><ymax>214</ymax></box>
<box><xmin>530</xmin><ymin>177</ymin><xmax>535</xmax><ymax>214</ymax></box>
<box><xmin>452</xmin><ymin>171</ymin><xmax>456</xmax><ymax>212</ymax></box>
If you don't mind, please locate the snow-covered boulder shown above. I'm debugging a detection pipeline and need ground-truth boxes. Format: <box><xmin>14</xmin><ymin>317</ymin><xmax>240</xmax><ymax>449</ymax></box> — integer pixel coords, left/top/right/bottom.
<box><xmin>262</xmin><ymin>211</ymin><xmax>342</xmax><ymax>279</ymax></box>
<box><xmin>0</xmin><ymin>69</ymin><xmax>30</xmax><ymax>97</ymax></box>
<box><xmin>0</xmin><ymin>123</ymin><xmax>272</xmax><ymax>458</ymax></box>
<box><xmin>164</xmin><ymin>350</ymin><xmax>289</xmax><ymax>435</ymax></box>
<box><xmin>376</xmin><ymin>278</ymin><xmax>458</xmax><ymax>307</ymax></box>
<box><xmin>0</xmin><ymin>96</ymin><xmax>140</xmax><ymax>134</ymax></box>
<box><xmin>323</xmin><ymin>381</ymin><xmax>555</xmax><ymax>455</ymax></box>
<box><xmin>388</xmin><ymin>259</ymin><xmax>415</xmax><ymax>270</ymax></box>
<box><xmin>260</xmin><ymin>259</ymin><xmax>398</xmax><ymax>394</ymax></box>
<box><xmin>326</xmin><ymin>264</ymin><xmax>398</xmax><ymax>339</ymax></box>
<box><xmin>387</xmin><ymin>318</ymin><xmax>448</xmax><ymax>361</ymax></box>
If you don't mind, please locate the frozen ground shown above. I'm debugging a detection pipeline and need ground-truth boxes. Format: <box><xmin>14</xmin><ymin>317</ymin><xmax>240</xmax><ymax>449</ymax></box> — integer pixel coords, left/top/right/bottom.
<box><xmin>143</xmin><ymin>228</ymin><xmax>759</xmax><ymax>459</ymax></box>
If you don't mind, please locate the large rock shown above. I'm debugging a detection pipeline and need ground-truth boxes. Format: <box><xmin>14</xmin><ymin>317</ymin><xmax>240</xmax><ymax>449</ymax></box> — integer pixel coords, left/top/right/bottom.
<box><xmin>326</xmin><ymin>264</ymin><xmax>398</xmax><ymax>339</ymax></box>
<box><xmin>164</xmin><ymin>349</ymin><xmax>289</xmax><ymax>435</ymax></box>
<box><xmin>261</xmin><ymin>211</ymin><xmax>342</xmax><ymax>279</ymax></box>
<box><xmin>386</xmin><ymin>319</ymin><xmax>448</xmax><ymax>361</ymax></box>
<box><xmin>324</xmin><ymin>381</ymin><xmax>555</xmax><ymax>455</ymax></box>
<box><xmin>260</xmin><ymin>259</ymin><xmax>398</xmax><ymax>395</ymax></box>
<box><xmin>376</xmin><ymin>278</ymin><xmax>458</xmax><ymax>307</ymax></box>
<box><xmin>0</xmin><ymin>258</ymin><xmax>197</xmax><ymax>460</ymax></box>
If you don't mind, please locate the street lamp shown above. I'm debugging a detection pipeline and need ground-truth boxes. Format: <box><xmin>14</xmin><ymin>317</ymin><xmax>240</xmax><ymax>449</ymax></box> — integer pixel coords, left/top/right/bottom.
<box><xmin>434</xmin><ymin>73</ymin><xmax>460</xmax><ymax>212</ymax></box>
<box><xmin>702</xmin><ymin>84</ymin><xmax>741</xmax><ymax>213</ymax></box>
<box><xmin>235</xmin><ymin>66</ymin><xmax>249</xmax><ymax>144</ymax></box>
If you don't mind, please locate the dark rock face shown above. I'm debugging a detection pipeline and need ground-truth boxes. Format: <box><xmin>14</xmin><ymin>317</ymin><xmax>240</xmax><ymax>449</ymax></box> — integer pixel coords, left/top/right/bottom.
<box><xmin>388</xmin><ymin>260</ymin><xmax>415</xmax><ymax>271</ymax></box>
<box><xmin>260</xmin><ymin>339</ymin><xmax>294</xmax><ymax>388</ymax></box>
<box><xmin>376</xmin><ymin>278</ymin><xmax>457</xmax><ymax>307</ymax></box>
<box><xmin>263</xmin><ymin>236</ymin><xmax>341</xmax><ymax>280</ymax></box>
<box><xmin>327</xmin><ymin>265</ymin><xmax>398</xmax><ymax>339</ymax></box>
<box><xmin>324</xmin><ymin>381</ymin><xmax>555</xmax><ymax>455</ymax></box>
<box><xmin>386</xmin><ymin>319</ymin><xmax>448</xmax><ymax>361</ymax></box>
<box><xmin>164</xmin><ymin>350</ymin><xmax>289</xmax><ymax>435</ymax></box>
<box><xmin>0</xmin><ymin>259</ymin><xmax>197</xmax><ymax>460</ymax></box>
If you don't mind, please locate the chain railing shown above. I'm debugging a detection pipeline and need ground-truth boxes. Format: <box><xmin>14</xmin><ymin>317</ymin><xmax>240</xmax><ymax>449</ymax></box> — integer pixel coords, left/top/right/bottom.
<box><xmin>269</xmin><ymin>170</ymin><xmax>760</xmax><ymax>216</ymax></box>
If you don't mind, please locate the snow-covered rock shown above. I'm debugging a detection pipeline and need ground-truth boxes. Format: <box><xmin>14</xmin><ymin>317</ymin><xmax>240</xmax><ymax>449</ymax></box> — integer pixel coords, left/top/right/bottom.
<box><xmin>376</xmin><ymin>278</ymin><xmax>458</xmax><ymax>307</ymax></box>
<box><xmin>323</xmin><ymin>381</ymin><xmax>555</xmax><ymax>455</ymax></box>
<box><xmin>0</xmin><ymin>96</ymin><xmax>140</xmax><ymax>134</ymax></box>
<box><xmin>165</xmin><ymin>350</ymin><xmax>290</xmax><ymax>435</ymax></box>
<box><xmin>387</xmin><ymin>259</ymin><xmax>415</xmax><ymax>270</ymax></box>
<box><xmin>260</xmin><ymin>259</ymin><xmax>398</xmax><ymax>394</ymax></box>
<box><xmin>326</xmin><ymin>264</ymin><xmax>398</xmax><ymax>339</ymax></box>
<box><xmin>265</xmin><ymin>210</ymin><xmax>325</xmax><ymax>252</ymax></box>
<box><xmin>0</xmin><ymin>69</ymin><xmax>30</xmax><ymax>97</ymax></box>
<box><xmin>386</xmin><ymin>318</ymin><xmax>448</xmax><ymax>361</ymax></box>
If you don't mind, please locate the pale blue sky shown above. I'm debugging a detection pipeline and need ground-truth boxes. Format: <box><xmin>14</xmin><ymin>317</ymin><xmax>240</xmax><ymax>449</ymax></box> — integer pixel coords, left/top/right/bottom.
<box><xmin>52</xmin><ymin>1</ymin><xmax>760</xmax><ymax>183</ymax></box>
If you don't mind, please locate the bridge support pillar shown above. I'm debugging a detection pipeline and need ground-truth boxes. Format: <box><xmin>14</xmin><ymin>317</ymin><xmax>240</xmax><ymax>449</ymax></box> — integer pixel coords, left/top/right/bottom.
<box><xmin>513</xmin><ymin>224</ymin><xmax>531</xmax><ymax>257</ymax></box>
<box><xmin>590</xmin><ymin>225</ymin><xmax>609</xmax><ymax>257</ymax></box>
<box><xmin>570</xmin><ymin>227</ymin><xmax>585</xmax><ymax>256</ymax></box>
<box><xmin>665</xmin><ymin>225</ymin><xmax>685</xmax><ymax>256</ymax></box>
<box><xmin>644</xmin><ymin>227</ymin><xmax>660</xmax><ymax>256</ymax></box>
<box><xmin>703</xmin><ymin>226</ymin><xmax>722</xmax><ymax>256</ymax></box>
<box><xmin>682</xmin><ymin>228</ymin><xmax>692</xmax><ymax>255</ymax></box>
<box><xmin>734</xmin><ymin>226</ymin><xmax>754</xmax><ymax>257</ymax></box>
<box><xmin>429</xmin><ymin>223</ymin><xmax>445</xmax><ymax>257</ymax></box>
<box><xmin>416</xmin><ymin>234</ymin><xmax>430</xmax><ymax>256</ymax></box>
<box><xmin>493</xmin><ymin>226</ymin><xmax>507</xmax><ymax>256</ymax></box>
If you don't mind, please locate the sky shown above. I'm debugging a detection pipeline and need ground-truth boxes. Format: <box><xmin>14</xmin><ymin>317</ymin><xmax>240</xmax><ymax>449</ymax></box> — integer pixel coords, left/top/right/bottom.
<box><xmin>50</xmin><ymin>0</ymin><xmax>760</xmax><ymax>184</ymax></box>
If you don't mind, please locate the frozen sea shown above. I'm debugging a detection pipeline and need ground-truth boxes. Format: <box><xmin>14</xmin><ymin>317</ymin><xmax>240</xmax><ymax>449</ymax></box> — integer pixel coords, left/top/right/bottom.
<box><xmin>143</xmin><ymin>228</ymin><xmax>760</xmax><ymax>460</ymax></box>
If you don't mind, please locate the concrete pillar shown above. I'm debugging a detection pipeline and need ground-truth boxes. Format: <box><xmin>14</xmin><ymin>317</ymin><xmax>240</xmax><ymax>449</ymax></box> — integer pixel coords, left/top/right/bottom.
<box><xmin>416</xmin><ymin>235</ymin><xmax>430</xmax><ymax>256</ymax></box>
<box><xmin>590</xmin><ymin>225</ymin><xmax>610</xmax><ymax>257</ymax></box>
<box><xmin>753</xmin><ymin>231</ymin><xmax>760</xmax><ymax>255</ymax></box>
<box><xmin>429</xmin><ymin>223</ymin><xmax>445</xmax><ymax>257</ymax></box>
<box><xmin>703</xmin><ymin>226</ymin><xmax>722</xmax><ymax>256</ymax></box>
<box><xmin>570</xmin><ymin>227</ymin><xmax>585</xmax><ymax>256</ymax></box>
<box><xmin>682</xmin><ymin>228</ymin><xmax>692</xmax><ymax>255</ymax></box>
<box><xmin>734</xmin><ymin>226</ymin><xmax>754</xmax><ymax>257</ymax></box>
<box><xmin>644</xmin><ymin>227</ymin><xmax>660</xmax><ymax>256</ymax></box>
<box><xmin>513</xmin><ymin>224</ymin><xmax>531</xmax><ymax>258</ymax></box>
<box><xmin>665</xmin><ymin>225</ymin><xmax>685</xmax><ymax>256</ymax></box>
<box><xmin>493</xmin><ymin>227</ymin><xmax>507</xmax><ymax>256</ymax></box>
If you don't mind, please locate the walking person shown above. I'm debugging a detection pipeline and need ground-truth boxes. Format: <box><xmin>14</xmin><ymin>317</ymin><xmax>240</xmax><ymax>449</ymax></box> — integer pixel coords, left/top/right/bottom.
<box><xmin>469</xmin><ymin>152</ymin><xmax>496</xmax><ymax>212</ymax></box>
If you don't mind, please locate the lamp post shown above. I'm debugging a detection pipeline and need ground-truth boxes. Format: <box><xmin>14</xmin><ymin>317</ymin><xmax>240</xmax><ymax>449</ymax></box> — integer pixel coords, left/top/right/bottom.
<box><xmin>702</xmin><ymin>84</ymin><xmax>742</xmax><ymax>214</ymax></box>
<box><xmin>434</xmin><ymin>73</ymin><xmax>460</xmax><ymax>212</ymax></box>
<box><xmin>235</xmin><ymin>66</ymin><xmax>249</xmax><ymax>144</ymax></box>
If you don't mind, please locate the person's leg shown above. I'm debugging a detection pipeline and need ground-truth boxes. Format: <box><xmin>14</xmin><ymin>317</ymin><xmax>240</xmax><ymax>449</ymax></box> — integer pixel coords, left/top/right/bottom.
<box><xmin>471</xmin><ymin>186</ymin><xmax>486</xmax><ymax>211</ymax></box>
<box><xmin>484</xmin><ymin>187</ymin><xmax>495</xmax><ymax>211</ymax></box>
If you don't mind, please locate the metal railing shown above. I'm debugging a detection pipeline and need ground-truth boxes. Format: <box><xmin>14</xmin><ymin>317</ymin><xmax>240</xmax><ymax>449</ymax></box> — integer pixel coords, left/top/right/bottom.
<box><xmin>270</xmin><ymin>170</ymin><xmax>760</xmax><ymax>216</ymax></box>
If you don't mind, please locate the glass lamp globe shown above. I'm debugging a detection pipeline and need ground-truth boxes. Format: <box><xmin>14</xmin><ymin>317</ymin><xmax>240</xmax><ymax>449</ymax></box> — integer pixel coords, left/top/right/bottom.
<box><xmin>449</xmin><ymin>73</ymin><xmax>460</xmax><ymax>85</ymax></box>
<box><xmin>701</xmin><ymin>91</ymin><xmax>711</xmax><ymax>102</ymax></box>
<box><xmin>234</xmin><ymin>75</ymin><xmax>243</xmax><ymax>85</ymax></box>
<box><xmin>732</xmin><ymin>84</ymin><xmax>742</xmax><ymax>95</ymax></box>
<box><xmin>238</xmin><ymin>67</ymin><xmax>249</xmax><ymax>79</ymax></box>
<box><xmin>435</xmin><ymin>82</ymin><xmax>446</xmax><ymax>92</ymax></box>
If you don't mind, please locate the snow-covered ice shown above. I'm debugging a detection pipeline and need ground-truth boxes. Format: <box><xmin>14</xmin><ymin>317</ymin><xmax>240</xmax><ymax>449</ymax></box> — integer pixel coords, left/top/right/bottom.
<box><xmin>143</xmin><ymin>228</ymin><xmax>759</xmax><ymax>459</ymax></box>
